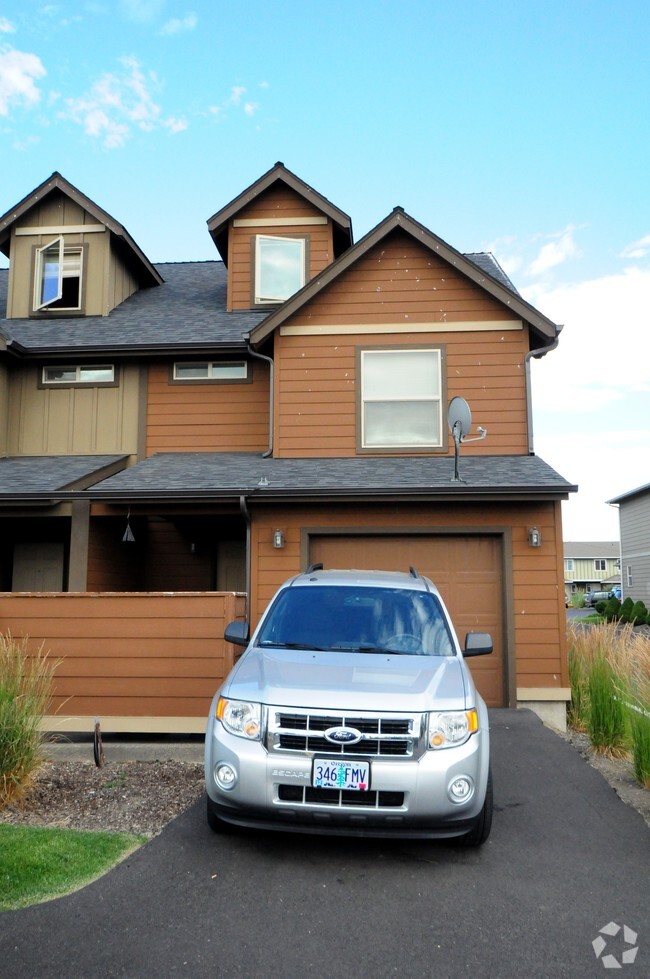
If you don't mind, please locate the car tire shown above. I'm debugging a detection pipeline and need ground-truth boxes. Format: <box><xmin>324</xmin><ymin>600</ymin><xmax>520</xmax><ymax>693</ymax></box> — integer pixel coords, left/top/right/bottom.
<box><xmin>207</xmin><ymin>795</ymin><xmax>235</xmax><ymax>834</ymax></box>
<box><xmin>459</xmin><ymin>767</ymin><xmax>493</xmax><ymax>847</ymax></box>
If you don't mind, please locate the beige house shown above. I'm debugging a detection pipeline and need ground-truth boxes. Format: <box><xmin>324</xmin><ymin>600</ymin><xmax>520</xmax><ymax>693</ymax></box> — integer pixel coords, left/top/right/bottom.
<box><xmin>563</xmin><ymin>541</ymin><xmax>621</xmax><ymax>596</ymax></box>
<box><xmin>0</xmin><ymin>164</ymin><xmax>576</xmax><ymax>733</ymax></box>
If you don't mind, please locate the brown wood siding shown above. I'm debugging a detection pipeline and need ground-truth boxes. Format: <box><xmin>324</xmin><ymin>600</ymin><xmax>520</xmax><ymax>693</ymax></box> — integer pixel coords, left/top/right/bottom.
<box><xmin>274</xmin><ymin>329</ymin><xmax>529</xmax><ymax>457</ymax></box>
<box><xmin>146</xmin><ymin>362</ymin><xmax>270</xmax><ymax>454</ymax></box>
<box><xmin>0</xmin><ymin>592</ymin><xmax>245</xmax><ymax>723</ymax></box>
<box><xmin>250</xmin><ymin>500</ymin><xmax>569</xmax><ymax>701</ymax></box>
<box><xmin>228</xmin><ymin>185</ymin><xmax>335</xmax><ymax>310</ymax></box>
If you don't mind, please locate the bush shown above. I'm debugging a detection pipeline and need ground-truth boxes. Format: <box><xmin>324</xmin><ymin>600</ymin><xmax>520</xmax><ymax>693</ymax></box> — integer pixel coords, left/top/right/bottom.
<box><xmin>572</xmin><ymin>591</ymin><xmax>586</xmax><ymax>609</ymax></box>
<box><xmin>595</xmin><ymin>600</ymin><xmax>608</xmax><ymax>615</ymax></box>
<box><xmin>604</xmin><ymin>597</ymin><xmax>621</xmax><ymax>622</ymax></box>
<box><xmin>587</xmin><ymin>653</ymin><xmax>629</xmax><ymax>757</ymax></box>
<box><xmin>0</xmin><ymin>633</ymin><xmax>58</xmax><ymax>810</ymax></box>
<box><xmin>630</xmin><ymin>601</ymin><xmax>648</xmax><ymax>626</ymax></box>
<box><xmin>619</xmin><ymin>597</ymin><xmax>634</xmax><ymax>624</ymax></box>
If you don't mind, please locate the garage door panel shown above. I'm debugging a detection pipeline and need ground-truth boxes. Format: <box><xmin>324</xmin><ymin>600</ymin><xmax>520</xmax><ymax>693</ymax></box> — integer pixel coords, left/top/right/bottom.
<box><xmin>310</xmin><ymin>534</ymin><xmax>505</xmax><ymax>707</ymax></box>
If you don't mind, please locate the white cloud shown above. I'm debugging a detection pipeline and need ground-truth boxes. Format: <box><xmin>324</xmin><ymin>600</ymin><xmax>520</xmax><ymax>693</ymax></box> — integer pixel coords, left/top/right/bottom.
<box><xmin>159</xmin><ymin>13</ymin><xmax>197</xmax><ymax>35</ymax></box>
<box><xmin>119</xmin><ymin>0</ymin><xmax>165</xmax><ymax>22</ymax></box>
<box><xmin>60</xmin><ymin>56</ymin><xmax>187</xmax><ymax>148</ymax></box>
<box><xmin>0</xmin><ymin>17</ymin><xmax>15</xmax><ymax>33</ymax></box>
<box><xmin>620</xmin><ymin>234</ymin><xmax>650</xmax><ymax>260</ymax></box>
<box><xmin>0</xmin><ymin>49</ymin><xmax>46</xmax><ymax>116</ymax></box>
<box><xmin>208</xmin><ymin>84</ymin><xmax>266</xmax><ymax>122</ymax></box>
<box><xmin>529</xmin><ymin>226</ymin><xmax>581</xmax><ymax>276</ymax></box>
<box><xmin>243</xmin><ymin>102</ymin><xmax>258</xmax><ymax>117</ymax></box>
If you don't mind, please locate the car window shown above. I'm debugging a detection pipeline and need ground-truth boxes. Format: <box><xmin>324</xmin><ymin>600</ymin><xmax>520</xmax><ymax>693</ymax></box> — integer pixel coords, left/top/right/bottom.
<box><xmin>256</xmin><ymin>585</ymin><xmax>455</xmax><ymax>656</ymax></box>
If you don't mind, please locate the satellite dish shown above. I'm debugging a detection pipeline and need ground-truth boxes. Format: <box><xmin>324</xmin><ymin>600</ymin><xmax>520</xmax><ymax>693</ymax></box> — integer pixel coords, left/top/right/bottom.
<box><xmin>448</xmin><ymin>397</ymin><xmax>472</xmax><ymax>441</ymax></box>
<box><xmin>447</xmin><ymin>397</ymin><xmax>487</xmax><ymax>482</ymax></box>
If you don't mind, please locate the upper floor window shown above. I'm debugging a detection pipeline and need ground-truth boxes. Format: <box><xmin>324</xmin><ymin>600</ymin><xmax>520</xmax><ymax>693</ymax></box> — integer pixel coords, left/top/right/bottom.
<box><xmin>173</xmin><ymin>361</ymin><xmax>248</xmax><ymax>382</ymax></box>
<box><xmin>34</xmin><ymin>238</ymin><xmax>84</xmax><ymax>312</ymax></box>
<box><xmin>42</xmin><ymin>365</ymin><xmax>115</xmax><ymax>385</ymax></box>
<box><xmin>565</xmin><ymin>559</ymin><xmax>574</xmax><ymax>572</ymax></box>
<box><xmin>358</xmin><ymin>347</ymin><xmax>443</xmax><ymax>451</ymax></box>
<box><xmin>594</xmin><ymin>559</ymin><xmax>606</xmax><ymax>572</ymax></box>
<box><xmin>254</xmin><ymin>235</ymin><xmax>306</xmax><ymax>304</ymax></box>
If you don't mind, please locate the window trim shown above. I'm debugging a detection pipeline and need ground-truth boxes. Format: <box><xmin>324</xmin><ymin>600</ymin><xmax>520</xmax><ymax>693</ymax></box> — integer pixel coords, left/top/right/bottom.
<box><xmin>30</xmin><ymin>240</ymin><xmax>88</xmax><ymax>317</ymax></box>
<box><xmin>594</xmin><ymin>558</ymin><xmax>606</xmax><ymax>572</ymax></box>
<box><xmin>355</xmin><ymin>344</ymin><xmax>447</xmax><ymax>454</ymax></box>
<box><xmin>39</xmin><ymin>364</ymin><xmax>118</xmax><ymax>389</ymax></box>
<box><xmin>251</xmin><ymin>234</ymin><xmax>308</xmax><ymax>306</ymax></box>
<box><xmin>170</xmin><ymin>360</ymin><xmax>251</xmax><ymax>385</ymax></box>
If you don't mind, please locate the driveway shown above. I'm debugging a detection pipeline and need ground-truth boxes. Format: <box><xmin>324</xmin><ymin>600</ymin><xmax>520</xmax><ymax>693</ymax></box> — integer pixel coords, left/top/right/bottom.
<box><xmin>1</xmin><ymin>710</ymin><xmax>648</xmax><ymax>979</ymax></box>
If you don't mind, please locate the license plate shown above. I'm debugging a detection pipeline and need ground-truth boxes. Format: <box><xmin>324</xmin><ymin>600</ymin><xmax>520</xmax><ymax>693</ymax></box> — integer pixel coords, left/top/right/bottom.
<box><xmin>312</xmin><ymin>758</ymin><xmax>370</xmax><ymax>791</ymax></box>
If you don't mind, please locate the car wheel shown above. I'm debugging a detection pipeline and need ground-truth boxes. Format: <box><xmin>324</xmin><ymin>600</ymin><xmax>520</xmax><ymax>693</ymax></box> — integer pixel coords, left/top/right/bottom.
<box><xmin>458</xmin><ymin>767</ymin><xmax>493</xmax><ymax>847</ymax></box>
<box><xmin>207</xmin><ymin>795</ymin><xmax>235</xmax><ymax>834</ymax></box>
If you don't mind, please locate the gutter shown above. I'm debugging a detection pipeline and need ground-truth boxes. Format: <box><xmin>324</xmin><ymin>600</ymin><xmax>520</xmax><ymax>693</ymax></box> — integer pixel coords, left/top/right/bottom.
<box><xmin>247</xmin><ymin>345</ymin><xmax>274</xmax><ymax>457</ymax></box>
<box><xmin>525</xmin><ymin>326</ymin><xmax>562</xmax><ymax>454</ymax></box>
<box><xmin>239</xmin><ymin>494</ymin><xmax>251</xmax><ymax>620</ymax></box>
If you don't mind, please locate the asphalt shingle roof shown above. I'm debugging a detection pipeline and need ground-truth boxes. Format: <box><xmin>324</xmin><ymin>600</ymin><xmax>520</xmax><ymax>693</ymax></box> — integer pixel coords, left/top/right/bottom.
<box><xmin>84</xmin><ymin>451</ymin><xmax>576</xmax><ymax>499</ymax></box>
<box><xmin>0</xmin><ymin>455</ymin><xmax>127</xmax><ymax>495</ymax></box>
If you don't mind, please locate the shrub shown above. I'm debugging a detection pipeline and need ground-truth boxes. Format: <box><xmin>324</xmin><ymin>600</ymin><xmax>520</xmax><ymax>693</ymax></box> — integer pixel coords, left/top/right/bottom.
<box><xmin>630</xmin><ymin>601</ymin><xmax>648</xmax><ymax>626</ymax></box>
<box><xmin>0</xmin><ymin>633</ymin><xmax>58</xmax><ymax>810</ymax></box>
<box><xmin>595</xmin><ymin>600</ymin><xmax>608</xmax><ymax>615</ymax></box>
<box><xmin>629</xmin><ymin>708</ymin><xmax>650</xmax><ymax>788</ymax></box>
<box><xmin>567</xmin><ymin>645</ymin><xmax>589</xmax><ymax>731</ymax></box>
<box><xmin>587</xmin><ymin>653</ymin><xmax>628</xmax><ymax>757</ymax></box>
<box><xmin>604</xmin><ymin>597</ymin><xmax>621</xmax><ymax>622</ymax></box>
<box><xmin>619</xmin><ymin>597</ymin><xmax>634</xmax><ymax>624</ymax></box>
<box><xmin>572</xmin><ymin>591</ymin><xmax>586</xmax><ymax>609</ymax></box>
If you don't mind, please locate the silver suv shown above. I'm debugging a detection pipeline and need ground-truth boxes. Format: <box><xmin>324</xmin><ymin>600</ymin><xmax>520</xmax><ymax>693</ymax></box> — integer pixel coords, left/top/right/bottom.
<box><xmin>205</xmin><ymin>567</ymin><xmax>493</xmax><ymax>844</ymax></box>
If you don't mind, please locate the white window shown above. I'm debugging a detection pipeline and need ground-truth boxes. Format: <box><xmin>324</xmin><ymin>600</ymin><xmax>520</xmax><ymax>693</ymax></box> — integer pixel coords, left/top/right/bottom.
<box><xmin>360</xmin><ymin>348</ymin><xmax>442</xmax><ymax>449</ymax></box>
<box><xmin>173</xmin><ymin>361</ymin><xmax>248</xmax><ymax>381</ymax></box>
<box><xmin>34</xmin><ymin>238</ymin><xmax>83</xmax><ymax>311</ymax></box>
<box><xmin>594</xmin><ymin>559</ymin><xmax>606</xmax><ymax>572</ymax></box>
<box><xmin>627</xmin><ymin>566</ymin><xmax>633</xmax><ymax>587</ymax></box>
<box><xmin>254</xmin><ymin>235</ymin><xmax>305</xmax><ymax>304</ymax></box>
<box><xmin>42</xmin><ymin>365</ymin><xmax>114</xmax><ymax>384</ymax></box>
<box><xmin>565</xmin><ymin>559</ymin><xmax>574</xmax><ymax>572</ymax></box>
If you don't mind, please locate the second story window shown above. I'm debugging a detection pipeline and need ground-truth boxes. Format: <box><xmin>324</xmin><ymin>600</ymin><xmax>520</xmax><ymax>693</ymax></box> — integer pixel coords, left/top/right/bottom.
<box><xmin>42</xmin><ymin>365</ymin><xmax>115</xmax><ymax>385</ymax></box>
<box><xmin>254</xmin><ymin>235</ymin><xmax>306</xmax><ymax>304</ymax></box>
<box><xmin>34</xmin><ymin>238</ymin><xmax>83</xmax><ymax>312</ymax></box>
<box><xmin>358</xmin><ymin>347</ymin><xmax>444</xmax><ymax>451</ymax></box>
<box><xmin>173</xmin><ymin>361</ymin><xmax>248</xmax><ymax>381</ymax></box>
<box><xmin>594</xmin><ymin>559</ymin><xmax>606</xmax><ymax>572</ymax></box>
<box><xmin>565</xmin><ymin>559</ymin><xmax>574</xmax><ymax>573</ymax></box>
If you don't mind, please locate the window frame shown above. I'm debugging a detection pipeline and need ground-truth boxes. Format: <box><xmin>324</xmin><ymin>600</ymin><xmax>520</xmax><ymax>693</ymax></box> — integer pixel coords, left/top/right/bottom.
<box><xmin>171</xmin><ymin>360</ymin><xmax>251</xmax><ymax>384</ymax></box>
<box><xmin>252</xmin><ymin>234</ymin><xmax>308</xmax><ymax>306</ymax></box>
<box><xmin>39</xmin><ymin>364</ymin><xmax>118</xmax><ymax>388</ymax></box>
<box><xmin>31</xmin><ymin>239</ymin><xmax>87</xmax><ymax>316</ymax></box>
<box><xmin>355</xmin><ymin>344</ymin><xmax>446</xmax><ymax>454</ymax></box>
<box><xmin>594</xmin><ymin>558</ymin><xmax>606</xmax><ymax>572</ymax></box>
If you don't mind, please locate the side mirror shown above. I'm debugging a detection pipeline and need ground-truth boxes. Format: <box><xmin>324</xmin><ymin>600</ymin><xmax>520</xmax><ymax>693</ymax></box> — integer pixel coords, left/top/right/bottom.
<box><xmin>463</xmin><ymin>632</ymin><xmax>493</xmax><ymax>657</ymax></box>
<box><xmin>224</xmin><ymin>620</ymin><xmax>250</xmax><ymax>647</ymax></box>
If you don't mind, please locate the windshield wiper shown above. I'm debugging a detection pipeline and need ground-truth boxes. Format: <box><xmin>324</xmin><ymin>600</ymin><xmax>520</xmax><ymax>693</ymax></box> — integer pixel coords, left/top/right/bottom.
<box><xmin>258</xmin><ymin>640</ymin><xmax>331</xmax><ymax>652</ymax></box>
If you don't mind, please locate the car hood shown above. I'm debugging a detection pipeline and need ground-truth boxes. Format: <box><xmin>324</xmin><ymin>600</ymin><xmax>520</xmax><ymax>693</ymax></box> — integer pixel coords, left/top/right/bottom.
<box><xmin>223</xmin><ymin>646</ymin><xmax>469</xmax><ymax>713</ymax></box>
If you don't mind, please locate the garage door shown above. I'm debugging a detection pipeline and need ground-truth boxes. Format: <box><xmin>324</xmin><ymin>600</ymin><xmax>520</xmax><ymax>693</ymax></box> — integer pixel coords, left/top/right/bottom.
<box><xmin>310</xmin><ymin>534</ymin><xmax>505</xmax><ymax>707</ymax></box>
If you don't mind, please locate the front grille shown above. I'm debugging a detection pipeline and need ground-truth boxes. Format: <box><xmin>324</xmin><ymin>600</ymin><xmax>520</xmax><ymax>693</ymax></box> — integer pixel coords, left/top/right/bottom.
<box><xmin>278</xmin><ymin>784</ymin><xmax>405</xmax><ymax>808</ymax></box>
<box><xmin>268</xmin><ymin>709</ymin><xmax>420</xmax><ymax>758</ymax></box>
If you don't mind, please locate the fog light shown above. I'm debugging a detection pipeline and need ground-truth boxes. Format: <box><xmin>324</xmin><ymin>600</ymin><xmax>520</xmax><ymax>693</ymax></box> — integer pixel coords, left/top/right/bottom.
<box><xmin>449</xmin><ymin>776</ymin><xmax>472</xmax><ymax>802</ymax></box>
<box><xmin>215</xmin><ymin>763</ymin><xmax>237</xmax><ymax>790</ymax></box>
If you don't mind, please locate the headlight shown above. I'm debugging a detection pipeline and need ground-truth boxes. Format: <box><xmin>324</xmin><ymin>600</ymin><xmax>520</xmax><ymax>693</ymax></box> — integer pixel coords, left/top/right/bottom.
<box><xmin>428</xmin><ymin>709</ymin><xmax>478</xmax><ymax>749</ymax></box>
<box><xmin>217</xmin><ymin>698</ymin><xmax>262</xmax><ymax>740</ymax></box>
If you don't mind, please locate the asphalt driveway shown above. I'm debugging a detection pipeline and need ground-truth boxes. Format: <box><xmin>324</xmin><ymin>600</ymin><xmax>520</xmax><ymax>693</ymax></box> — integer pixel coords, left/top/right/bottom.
<box><xmin>1</xmin><ymin>710</ymin><xmax>648</xmax><ymax>979</ymax></box>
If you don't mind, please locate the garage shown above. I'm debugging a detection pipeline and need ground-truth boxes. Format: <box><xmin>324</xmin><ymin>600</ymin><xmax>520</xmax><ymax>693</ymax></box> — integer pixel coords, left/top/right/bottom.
<box><xmin>309</xmin><ymin>533</ymin><xmax>506</xmax><ymax>707</ymax></box>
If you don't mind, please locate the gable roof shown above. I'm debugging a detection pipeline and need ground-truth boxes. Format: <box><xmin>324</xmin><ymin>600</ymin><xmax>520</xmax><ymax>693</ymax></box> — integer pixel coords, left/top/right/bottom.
<box><xmin>206</xmin><ymin>161</ymin><xmax>353</xmax><ymax>264</ymax></box>
<box><xmin>563</xmin><ymin>541</ymin><xmax>620</xmax><ymax>559</ymax></box>
<box><xmin>608</xmin><ymin>482</ymin><xmax>650</xmax><ymax>506</ymax></box>
<box><xmin>249</xmin><ymin>207</ymin><xmax>560</xmax><ymax>349</ymax></box>
<box><xmin>0</xmin><ymin>171</ymin><xmax>162</xmax><ymax>288</ymax></box>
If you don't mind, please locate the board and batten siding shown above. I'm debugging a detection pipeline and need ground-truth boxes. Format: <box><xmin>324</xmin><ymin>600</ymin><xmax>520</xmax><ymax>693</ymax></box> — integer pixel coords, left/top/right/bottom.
<box><xmin>146</xmin><ymin>361</ymin><xmax>270</xmax><ymax>454</ymax></box>
<box><xmin>272</xmin><ymin>230</ymin><xmax>528</xmax><ymax>457</ymax></box>
<box><xmin>249</xmin><ymin>500</ymin><xmax>569</xmax><ymax>704</ymax></box>
<box><xmin>6</xmin><ymin>362</ymin><xmax>141</xmax><ymax>456</ymax></box>
<box><xmin>227</xmin><ymin>185</ymin><xmax>335</xmax><ymax>311</ymax></box>
<box><xmin>0</xmin><ymin>591</ymin><xmax>246</xmax><ymax>732</ymax></box>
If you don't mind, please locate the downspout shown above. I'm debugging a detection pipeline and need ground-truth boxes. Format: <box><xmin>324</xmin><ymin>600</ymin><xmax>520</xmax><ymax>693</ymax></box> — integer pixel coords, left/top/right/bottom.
<box><xmin>247</xmin><ymin>345</ymin><xmax>274</xmax><ymax>458</ymax></box>
<box><xmin>524</xmin><ymin>325</ymin><xmax>562</xmax><ymax>454</ymax></box>
<box><xmin>239</xmin><ymin>494</ymin><xmax>251</xmax><ymax>622</ymax></box>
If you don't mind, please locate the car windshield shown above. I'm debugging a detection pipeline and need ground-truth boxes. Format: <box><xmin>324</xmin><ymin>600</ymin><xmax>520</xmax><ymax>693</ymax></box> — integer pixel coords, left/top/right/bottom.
<box><xmin>256</xmin><ymin>585</ymin><xmax>455</xmax><ymax>657</ymax></box>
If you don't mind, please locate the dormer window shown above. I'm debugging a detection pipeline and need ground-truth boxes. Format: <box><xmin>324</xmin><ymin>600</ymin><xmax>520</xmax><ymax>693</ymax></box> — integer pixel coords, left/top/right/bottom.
<box><xmin>254</xmin><ymin>235</ymin><xmax>306</xmax><ymax>304</ymax></box>
<box><xmin>33</xmin><ymin>237</ymin><xmax>84</xmax><ymax>312</ymax></box>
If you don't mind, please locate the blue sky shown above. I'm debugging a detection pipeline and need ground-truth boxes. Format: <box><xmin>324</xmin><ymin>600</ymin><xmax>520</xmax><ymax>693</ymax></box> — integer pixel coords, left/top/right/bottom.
<box><xmin>1</xmin><ymin>0</ymin><xmax>649</xmax><ymax>544</ymax></box>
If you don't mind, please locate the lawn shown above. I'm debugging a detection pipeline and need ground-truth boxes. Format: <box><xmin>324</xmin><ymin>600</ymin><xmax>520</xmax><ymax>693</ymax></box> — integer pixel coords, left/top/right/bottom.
<box><xmin>0</xmin><ymin>824</ymin><xmax>146</xmax><ymax>911</ymax></box>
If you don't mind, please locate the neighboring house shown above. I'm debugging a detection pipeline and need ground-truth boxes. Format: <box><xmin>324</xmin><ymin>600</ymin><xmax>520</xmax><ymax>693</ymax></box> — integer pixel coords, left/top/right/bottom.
<box><xmin>0</xmin><ymin>163</ymin><xmax>576</xmax><ymax>732</ymax></box>
<box><xmin>608</xmin><ymin>484</ymin><xmax>650</xmax><ymax>602</ymax></box>
<box><xmin>563</xmin><ymin>541</ymin><xmax>621</xmax><ymax>596</ymax></box>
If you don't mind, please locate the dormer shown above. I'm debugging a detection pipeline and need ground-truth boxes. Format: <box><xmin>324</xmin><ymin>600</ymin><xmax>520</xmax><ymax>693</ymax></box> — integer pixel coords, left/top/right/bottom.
<box><xmin>0</xmin><ymin>172</ymin><xmax>162</xmax><ymax>319</ymax></box>
<box><xmin>207</xmin><ymin>162</ymin><xmax>352</xmax><ymax>311</ymax></box>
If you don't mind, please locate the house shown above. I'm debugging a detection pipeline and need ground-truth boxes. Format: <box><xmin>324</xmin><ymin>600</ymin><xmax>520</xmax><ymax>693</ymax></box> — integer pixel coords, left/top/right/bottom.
<box><xmin>563</xmin><ymin>541</ymin><xmax>621</xmax><ymax>597</ymax></box>
<box><xmin>608</xmin><ymin>484</ymin><xmax>650</xmax><ymax>602</ymax></box>
<box><xmin>0</xmin><ymin>163</ymin><xmax>576</xmax><ymax>732</ymax></box>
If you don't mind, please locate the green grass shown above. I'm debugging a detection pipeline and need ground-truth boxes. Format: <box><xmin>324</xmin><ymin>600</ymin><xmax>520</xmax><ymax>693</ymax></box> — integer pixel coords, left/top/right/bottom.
<box><xmin>629</xmin><ymin>709</ymin><xmax>650</xmax><ymax>788</ymax></box>
<box><xmin>0</xmin><ymin>824</ymin><xmax>146</xmax><ymax>911</ymax></box>
<box><xmin>587</xmin><ymin>654</ymin><xmax>628</xmax><ymax>757</ymax></box>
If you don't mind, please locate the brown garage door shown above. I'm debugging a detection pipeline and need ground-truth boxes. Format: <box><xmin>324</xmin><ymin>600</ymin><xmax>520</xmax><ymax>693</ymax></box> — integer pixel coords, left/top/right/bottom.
<box><xmin>310</xmin><ymin>534</ymin><xmax>505</xmax><ymax>707</ymax></box>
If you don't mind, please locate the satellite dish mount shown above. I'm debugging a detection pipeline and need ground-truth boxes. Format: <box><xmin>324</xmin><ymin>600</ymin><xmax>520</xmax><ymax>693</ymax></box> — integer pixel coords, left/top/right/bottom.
<box><xmin>448</xmin><ymin>397</ymin><xmax>487</xmax><ymax>483</ymax></box>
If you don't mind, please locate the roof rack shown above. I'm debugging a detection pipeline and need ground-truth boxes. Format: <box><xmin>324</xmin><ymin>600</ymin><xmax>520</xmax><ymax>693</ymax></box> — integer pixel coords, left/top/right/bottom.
<box><xmin>409</xmin><ymin>566</ymin><xmax>431</xmax><ymax>592</ymax></box>
<box><xmin>304</xmin><ymin>563</ymin><xmax>323</xmax><ymax>574</ymax></box>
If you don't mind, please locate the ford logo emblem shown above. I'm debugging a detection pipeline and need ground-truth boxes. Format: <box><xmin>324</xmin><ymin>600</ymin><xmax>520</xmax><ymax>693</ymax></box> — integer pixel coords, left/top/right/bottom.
<box><xmin>324</xmin><ymin>726</ymin><xmax>362</xmax><ymax>745</ymax></box>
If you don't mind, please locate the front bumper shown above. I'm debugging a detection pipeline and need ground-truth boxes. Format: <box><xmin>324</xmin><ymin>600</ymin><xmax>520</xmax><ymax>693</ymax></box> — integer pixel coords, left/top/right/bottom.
<box><xmin>205</xmin><ymin>720</ymin><xmax>489</xmax><ymax>839</ymax></box>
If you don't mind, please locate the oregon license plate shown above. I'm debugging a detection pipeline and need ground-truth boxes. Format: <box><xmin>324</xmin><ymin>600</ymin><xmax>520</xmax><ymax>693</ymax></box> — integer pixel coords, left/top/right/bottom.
<box><xmin>312</xmin><ymin>758</ymin><xmax>370</xmax><ymax>791</ymax></box>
